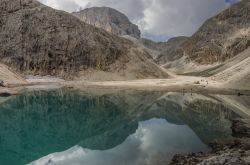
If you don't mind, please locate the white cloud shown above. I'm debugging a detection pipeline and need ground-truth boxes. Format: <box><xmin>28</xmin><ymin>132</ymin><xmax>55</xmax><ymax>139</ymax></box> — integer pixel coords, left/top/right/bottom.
<box><xmin>37</xmin><ymin>0</ymin><xmax>232</xmax><ymax>41</ymax></box>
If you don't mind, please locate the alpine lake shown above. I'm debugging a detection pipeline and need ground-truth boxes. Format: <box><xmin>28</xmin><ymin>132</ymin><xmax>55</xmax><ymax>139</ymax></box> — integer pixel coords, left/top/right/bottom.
<box><xmin>0</xmin><ymin>88</ymin><xmax>249</xmax><ymax>165</ymax></box>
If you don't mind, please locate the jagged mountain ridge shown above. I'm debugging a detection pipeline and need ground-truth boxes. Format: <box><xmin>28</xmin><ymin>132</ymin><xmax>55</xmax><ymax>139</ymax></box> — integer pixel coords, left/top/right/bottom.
<box><xmin>0</xmin><ymin>0</ymin><xmax>167</xmax><ymax>80</ymax></box>
<box><xmin>72</xmin><ymin>7</ymin><xmax>141</xmax><ymax>39</ymax></box>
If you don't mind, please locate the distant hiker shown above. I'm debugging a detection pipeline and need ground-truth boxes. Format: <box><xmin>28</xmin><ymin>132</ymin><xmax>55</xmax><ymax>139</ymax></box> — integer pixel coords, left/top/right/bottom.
<box><xmin>0</xmin><ymin>80</ymin><xmax>4</xmax><ymax>87</ymax></box>
<box><xmin>238</xmin><ymin>92</ymin><xmax>243</xmax><ymax>96</ymax></box>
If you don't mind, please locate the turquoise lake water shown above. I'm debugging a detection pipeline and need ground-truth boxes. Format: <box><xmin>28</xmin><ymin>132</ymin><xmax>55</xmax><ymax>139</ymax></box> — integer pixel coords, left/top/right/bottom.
<box><xmin>0</xmin><ymin>89</ymin><xmax>245</xmax><ymax>165</ymax></box>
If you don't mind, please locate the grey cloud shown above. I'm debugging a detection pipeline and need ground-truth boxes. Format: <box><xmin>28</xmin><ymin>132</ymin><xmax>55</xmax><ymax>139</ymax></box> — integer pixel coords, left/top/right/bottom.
<box><xmin>38</xmin><ymin>0</ymin><xmax>80</xmax><ymax>12</ymax></box>
<box><xmin>225</xmin><ymin>0</ymin><xmax>241</xmax><ymax>5</ymax></box>
<box><xmin>85</xmin><ymin>0</ymin><xmax>150</xmax><ymax>22</ymax></box>
<box><xmin>37</xmin><ymin>0</ymin><xmax>231</xmax><ymax>41</ymax></box>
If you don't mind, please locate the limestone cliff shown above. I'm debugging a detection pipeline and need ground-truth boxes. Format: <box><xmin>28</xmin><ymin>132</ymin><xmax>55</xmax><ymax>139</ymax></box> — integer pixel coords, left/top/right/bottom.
<box><xmin>72</xmin><ymin>7</ymin><xmax>141</xmax><ymax>39</ymax></box>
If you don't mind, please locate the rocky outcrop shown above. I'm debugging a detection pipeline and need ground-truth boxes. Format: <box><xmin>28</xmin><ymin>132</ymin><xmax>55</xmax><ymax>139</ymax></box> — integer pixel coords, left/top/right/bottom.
<box><xmin>0</xmin><ymin>92</ymin><xmax>11</xmax><ymax>97</ymax></box>
<box><xmin>232</xmin><ymin>119</ymin><xmax>250</xmax><ymax>138</ymax></box>
<box><xmin>170</xmin><ymin>119</ymin><xmax>250</xmax><ymax>165</ymax></box>
<box><xmin>0</xmin><ymin>0</ymin><xmax>167</xmax><ymax>80</ymax></box>
<box><xmin>72</xmin><ymin>7</ymin><xmax>141</xmax><ymax>39</ymax></box>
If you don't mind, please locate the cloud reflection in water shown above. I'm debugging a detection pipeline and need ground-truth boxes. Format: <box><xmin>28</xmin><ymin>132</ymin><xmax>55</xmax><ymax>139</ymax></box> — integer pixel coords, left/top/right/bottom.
<box><xmin>31</xmin><ymin>118</ymin><xmax>208</xmax><ymax>165</ymax></box>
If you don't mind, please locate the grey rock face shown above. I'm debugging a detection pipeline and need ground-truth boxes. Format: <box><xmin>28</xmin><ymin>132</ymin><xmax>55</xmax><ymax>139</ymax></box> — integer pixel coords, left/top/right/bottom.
<box><xmin>0</xmin><ymin>0</ymin><xmax>166</xmax><ymax>79</ymax></box>
<box><xmin>72</xmin><ymin>7</ymin><xmax>141</xmax><ymax>39</ymax></box>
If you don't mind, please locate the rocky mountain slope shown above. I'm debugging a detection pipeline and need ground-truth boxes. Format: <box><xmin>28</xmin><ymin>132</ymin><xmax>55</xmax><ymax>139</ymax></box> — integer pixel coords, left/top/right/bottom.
<box><xmin>150</xmin><ymin>0</ymin><xmax>250</xmax><ymax>75</ymax></box>
<box><xmin>0</xmin><ymin>0</ymin><xmax>167</xmax><ymax>80</ymax></box>
<box><xmin>182</xmin><ymin>0</ymin><xmax>250</xmax><ymax>64</ymax></box>
<box><xmin>72</xmin><ymin>7</ymin><xmax>141</xmax><ymax>39</ymax></box>
<box><xmin>212</xmin><ymin>48</ymin><xmax>250</xmax><ymax>90</ymax></box>
<box><xmin>180</xmin><ymin>0</ymin><xmax>250</xmax><ymax>87</ymax></box>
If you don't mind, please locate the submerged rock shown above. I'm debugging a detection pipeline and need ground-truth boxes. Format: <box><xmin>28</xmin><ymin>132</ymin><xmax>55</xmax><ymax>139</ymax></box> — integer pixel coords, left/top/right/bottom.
<box><xmin>232</xmin><ymin>119</ymin><xmax>250</xmax><ymax>138</ymax></box>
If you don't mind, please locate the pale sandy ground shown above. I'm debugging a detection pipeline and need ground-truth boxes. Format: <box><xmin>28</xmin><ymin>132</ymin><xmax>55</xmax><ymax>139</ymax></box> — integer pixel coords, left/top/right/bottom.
<box><xmin>26</xmin><ymin>75</ymin><xmax>65</xmax><ymax>83</ymax></box>
<box><xmin>13</xmin><ymin>64</ymin><xmax>248</xmax><ymax>96</ymax></box>
<box><xmin>1</xmin><ymin>69</ymin><xmax>249</xmax><ymax>96</ymax></box>
<box><xmin>60</xmin><ymin>75</ymin><xmax>250</xmax><ymax>96</ymax></box>
<box><xmin>64</xmin><ymin>76</ymin><xmax>215</xmax><ymax>90</ymax></box>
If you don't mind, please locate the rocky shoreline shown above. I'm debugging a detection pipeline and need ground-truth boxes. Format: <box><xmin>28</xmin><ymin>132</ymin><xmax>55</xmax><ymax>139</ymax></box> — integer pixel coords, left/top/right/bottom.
<box><xmin>170</xmin><ymin>119</ymin><xmax>250</xmax><ymax>165</ymax></box>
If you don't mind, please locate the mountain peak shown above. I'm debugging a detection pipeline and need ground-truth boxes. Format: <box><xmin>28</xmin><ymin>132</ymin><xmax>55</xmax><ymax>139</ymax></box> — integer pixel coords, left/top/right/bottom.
<box><xmin>72</xmin><ymin>7</ymin><xmax>141</xmax><ymax>39</ymax></box>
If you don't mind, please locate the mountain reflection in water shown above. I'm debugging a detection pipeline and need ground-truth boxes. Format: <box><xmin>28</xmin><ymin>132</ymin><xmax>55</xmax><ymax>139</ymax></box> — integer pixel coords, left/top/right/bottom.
<box><xmin>0</xmin><ymin>89</ymin><xmax>243</xmax><ymax>165</ymax></box>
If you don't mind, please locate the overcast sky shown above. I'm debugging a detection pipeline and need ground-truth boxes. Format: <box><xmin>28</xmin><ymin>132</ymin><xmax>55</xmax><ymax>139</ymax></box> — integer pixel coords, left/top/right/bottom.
<box><xmin>38</xmin><ymin>0</ymin><xmax>240</xmax><ymax>41</ymax></box>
